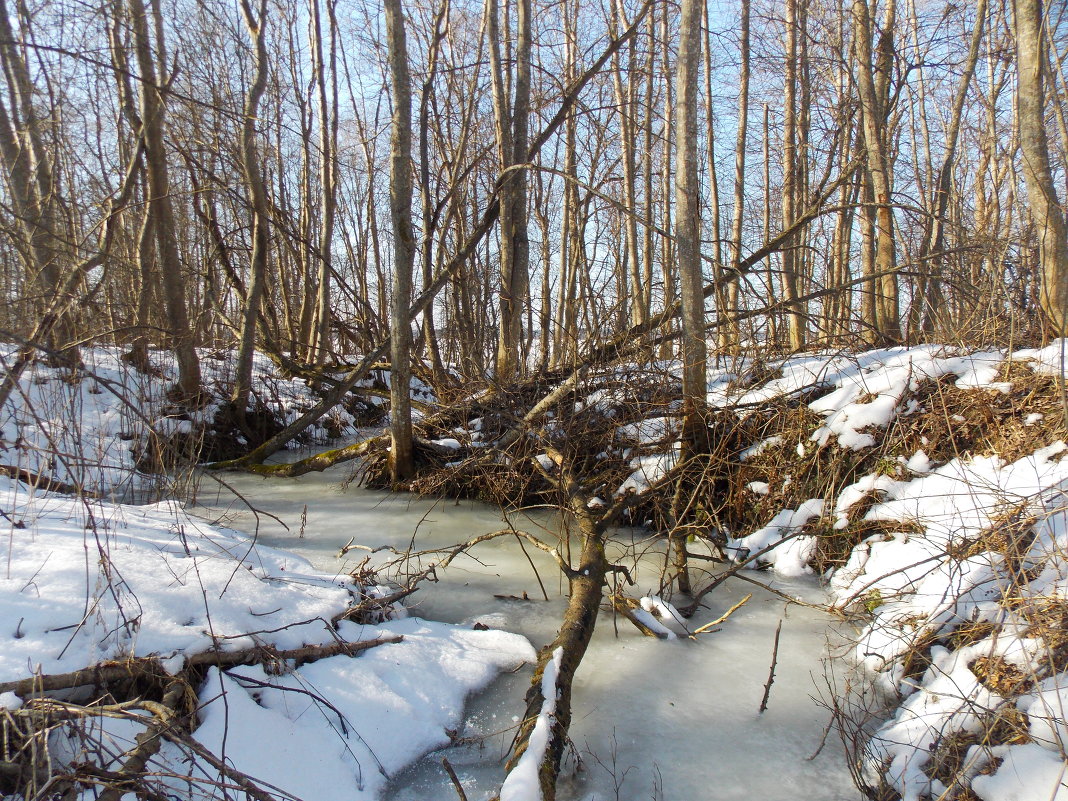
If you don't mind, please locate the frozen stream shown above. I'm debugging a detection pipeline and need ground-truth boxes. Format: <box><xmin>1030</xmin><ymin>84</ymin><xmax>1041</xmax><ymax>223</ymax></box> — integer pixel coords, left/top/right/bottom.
<box><xmin>193</xmin><ymin>461</ymin><xmax>860</xmax><ymax>801</ymax></box>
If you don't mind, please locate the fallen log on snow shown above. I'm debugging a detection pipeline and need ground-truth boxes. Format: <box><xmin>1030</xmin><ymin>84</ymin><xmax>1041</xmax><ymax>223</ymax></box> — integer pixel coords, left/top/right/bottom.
<box><xmin>0</xmin><ymin>636</ymin><xmax>401</xmax><ymax>698</ymax></box>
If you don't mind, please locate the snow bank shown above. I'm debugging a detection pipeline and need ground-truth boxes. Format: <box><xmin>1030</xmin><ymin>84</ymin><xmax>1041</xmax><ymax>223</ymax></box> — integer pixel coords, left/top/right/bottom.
<box><xmin>0</xmin><ymin>479</ymin><xmax>533</xmax><ymax>801</ymax></box>
<box><xmin>830</xmin><ymin>465</ymin><xmax>1068</xmax><ymax>800</ymax></box>
<box><xmin>0</xmin><ymin>347</ymin><xmax>355</xmax><ymax>494</ymax></box>
<box><xmin>704</xmin><ymin>343</ymin><xmax>1068</xmax><ymax>801</ymax></box>
<box><xmin>499</xmin><ymin>645</ymin><xmax>564</xmax><ymax>801</ymax></box>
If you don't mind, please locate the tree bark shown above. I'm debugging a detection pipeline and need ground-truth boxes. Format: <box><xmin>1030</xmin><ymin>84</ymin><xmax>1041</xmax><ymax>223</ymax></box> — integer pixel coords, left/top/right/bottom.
<box><xmin>386</xmin><ymin>0</ymin><xmax>416</xmax><ymax>482</ymax></box>
<box><xmin>1015</xmin><ymin>0</ymin><xmax>1068</xmax><ymax>337</ymax></box>
<box><xmin>781</xmin><ymin>0</ymin><xmax>804</xmax><ymax>350</ymax></box>
<box><xmin>853</xmin><ymin>0</ymin><xmax>900</xmax><ymax>343</ymax></box>
<box><xmin>128</xmin><ymin>0</ymin><xmax>201</xmax><ymax>401</ymax></box>
<box><xmin>232</xmin><ymin>0</ymin><xmax>270</xmax><ymax>416</ymax></box>
<box><xmin>723</xmin><ymin>0</ymin><xmax>750</xmax><ymax>355</ymax></box>
<box><xmin>310</xmin><ymin>0</ymin><xmax>339</xmax><ymax>365</ymax></box>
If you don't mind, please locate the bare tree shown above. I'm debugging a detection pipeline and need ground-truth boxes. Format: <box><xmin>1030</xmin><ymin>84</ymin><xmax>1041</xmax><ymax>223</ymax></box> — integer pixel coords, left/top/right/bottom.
<box><xmin>232</xmin><ymin>0</ymin><xmax>270</xmax><ymax>415</ymax></box>
<box><xmin>1015</xmin><ymin>0</ymin><xmax>1068</xmax><ymax>337</ymax></box>
<box><xmin>386</xmin><ymin>0</ymin><xmax>416</xmax><ymax>481</ymax></box>
<box><xmin>673</xmin><ymin>0</ymin><xmax>704</xmax><ymax>594</ymax></box>
<box><xmin>128</xmin><ymin>0</ymin><xmax>202</xmax><ymax>400</ymax></box>
<box><xmin>853</xmin><ymin>0</ymin><xmax>900</xmax><ymax>343</ymax></box>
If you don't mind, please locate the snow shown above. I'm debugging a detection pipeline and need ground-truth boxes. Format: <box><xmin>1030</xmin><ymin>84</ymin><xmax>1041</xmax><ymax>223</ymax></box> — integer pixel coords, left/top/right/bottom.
<box><xmin>638</xmin><ymin>594</ymin><xmax>686</xmax><ymax>638</ymax></box>
<box><xmin>740</xmin><ymin>435</ymin><xmax>782</xmax><ymax>461</ymax></box>
<box><xmin>806</xmin><ymin>348</ymin><xmax>1005</xmax><ymax>450</ymax></box>
<box><xmin>1013</xmin><ymin>341</ymin><xmax>1068</xmax><ymax>377</ymax></box>
<box><xmin>615</xmin><ymin>445</ymin><xmax>680</xmax><ymax>496</ymax></box>
<box><xmin>0</xmin><ymin>691</ymin><xmax>21</xmax><ymax>710</ymax></box>
<box><xmin>970</xmin><ymin>744</ymin><xmax>1068</xmax><ymax>801</ymax></box>
<box><xmin>0</xmin><ymin>475</ymin><xmax>533</xmax><ymax>801</ymax></box>
<box><xmin>832</xmin><ymin>474</ymin><xmax>1068</xmax><ymax>798</ymax></box>
<box><xmin>616</xmin><ymin>416</ymin><xmax>680</xmax><ymax>445</ymax></box>
<box><xmin>728</xmin><ymin>498</ymin><xmax>824</xmax><ymax>576</ymax></box>
<box><xmin>0</xmin><ymin>347</ymin><xmax>355</xmax><ymax>495</ymax></box>
<box><xmin>187</xmin><ymin>619</ymin><xmax>533</xmax><ymax>801</ymax></box>
<box><xmin>0</xmin><ymin>478</ymin><xmax>354</xmax><ymax>681</ymax></box>
<box><xmin>499</xmin><ymin>645</ymin><xmax>564</xmax><ymax>801</ymax></box>
<box><xmin>1020</xmin><ymin>676</ymin><xmax>1068</xmax><ymax>751</ymax></box>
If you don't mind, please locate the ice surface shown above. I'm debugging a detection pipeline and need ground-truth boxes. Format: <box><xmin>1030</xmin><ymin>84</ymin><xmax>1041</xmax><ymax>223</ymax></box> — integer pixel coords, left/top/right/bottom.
<box><xmin>196</xmin><ymin>468</ymin><xmax>860</xmax><ymax>801</ymax></box>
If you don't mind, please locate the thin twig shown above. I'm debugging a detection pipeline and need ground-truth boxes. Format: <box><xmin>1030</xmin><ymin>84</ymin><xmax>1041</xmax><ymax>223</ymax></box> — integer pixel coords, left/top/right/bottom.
<box><xmin>692</xmin><ymin>593</ymin><xmax>752</xmax><ymax>636</ymax></box>
<box><xmin>440</xmin><ymin>756</ymin><xmax>469</xmax><ymax>801</ymax></box>
<box><xmin>758</xmin><ymin>619</ymin><xmax>783</xmax><ymax>714</ymax></box>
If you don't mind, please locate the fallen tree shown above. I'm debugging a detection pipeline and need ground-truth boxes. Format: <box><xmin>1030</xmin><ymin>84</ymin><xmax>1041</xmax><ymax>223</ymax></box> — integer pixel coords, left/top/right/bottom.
<box><xmin>0</xmin><ymin>634</ymin><xmax>400</xmax><ymax>801</ymax></box>
<box><xmin>205</xmin><ymin>1</ymin><xmax>656</xmax><ymax>473</ymax></box>
<box><xmin>207</xmin><ymin>153</ymin><xmax>861</xmax><ymax>481</ymax></box>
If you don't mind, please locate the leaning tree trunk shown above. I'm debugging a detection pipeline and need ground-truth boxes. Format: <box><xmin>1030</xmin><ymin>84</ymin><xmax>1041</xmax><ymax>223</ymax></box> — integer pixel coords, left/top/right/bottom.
<box><xmin>500</xmin><ymin>514</ymin><xmax>609</xmax><ymax>801</ymax></box>
<box><xmin>232</xmin><ymin>0</ymin><xmax>270</xmax><ymax>416</ymax></box>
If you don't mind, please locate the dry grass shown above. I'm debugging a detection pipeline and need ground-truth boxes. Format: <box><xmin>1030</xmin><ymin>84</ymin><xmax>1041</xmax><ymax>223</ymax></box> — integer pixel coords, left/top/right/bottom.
<box><xmin>925</xmin><ymin>706</ymin><xmax>1031</xmax><ymax>793</ymax></box>
<box><xmin>970</xmin><ymin>655</ymin><xmax>1037</xmax><ymax>696</ymax></box>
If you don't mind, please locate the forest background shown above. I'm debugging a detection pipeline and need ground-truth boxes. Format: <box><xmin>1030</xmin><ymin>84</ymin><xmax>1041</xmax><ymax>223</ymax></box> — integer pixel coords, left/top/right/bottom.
<box><xmin>2</xmin><ymin>0</ymin><xmax>1066</xmax><ymax>423</ymax></box>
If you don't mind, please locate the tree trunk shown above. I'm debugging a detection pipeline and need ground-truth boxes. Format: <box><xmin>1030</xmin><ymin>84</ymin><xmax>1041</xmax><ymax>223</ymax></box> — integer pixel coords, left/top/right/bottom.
<box><xmin>501</xmin><ymin>515</ymin><xmax>609</xmax><ymax>801</ymax></box>
<box><xmin>0</xmin><ymin>0</ymin><xmax>75</xmax><ymax>360</ymax></box>
<box><xmin>781</xmin><ymin>0</ymin><xmax>804</xmax><ymax>350</ymax></box>
<box><xmin>913</xmin><ymin>0</ymin><xmax>986</xmax><ymax>338</ymax></box>
<box><xmin>232</xmin><ymin>0</ymin><xmax>270</xmax><ymax>415</ymax></box>
<box><xmin>724</xmin><ymin>0</ymin><xmax>750</xmax><ymax>355</ymax></box>
<box><xmin>853</xmin><ymin>0</ymin><xmax>900</xmax><ymax>343</ymax></box>
<box><xmin>1014</xmin><ymin>0</ymin><xmax>1068</xmax><ymax>337</ymax></box>
<box><xmin>310</xmin><ymin>0</ymin><xmax>338</xmax><ymax>365</ymax></box>
<box><xmin>386</xmin><ymin>0</ymin><xmax>416</xmax><ymax>482</ymax></box>
<box><xmin>128</xmin><ymin>0</ymin><xmax>201</xmax><ymax>401</ymax></box>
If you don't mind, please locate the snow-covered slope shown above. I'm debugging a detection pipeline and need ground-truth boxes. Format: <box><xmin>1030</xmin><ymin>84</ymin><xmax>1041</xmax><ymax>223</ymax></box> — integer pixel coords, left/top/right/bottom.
<box><xmin>0</xmin><ymin>478</ymin><xmax>533</xmax><ymax>801</ymax></box>
<box><xmin>0</xmin><ymin>347</ymin><xmax>357</xmax><ymax>495</ymax></box>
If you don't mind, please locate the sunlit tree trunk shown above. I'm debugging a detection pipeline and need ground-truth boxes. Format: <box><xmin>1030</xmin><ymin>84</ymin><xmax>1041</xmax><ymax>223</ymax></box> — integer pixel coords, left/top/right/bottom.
<box><xmin>386</xmin><ymin>0</ymin><xmax>416</xmax><ymax>481</ymax></box>
<box><xmin>657</xmin><ymin>0</ymin><xmax>675</xmax><ymax>360</ymax></box>
<box><xmin>674</xmin><ymin>0</ymin><xmax>705</xmax><ymax>595</ymax></box>
<box><xmin>0</xmin><ymin>0</ymin><xmax>74</xmax><ymax>361</ymax></box>
<box><xmin>722</xmin><ymin>0</ymin><xmax>749</xmax><ymax>355</ymax></box>
<box><xmin>232</xmin><ymin>0</ymin><xmax>270</xmax><ymax>414</ymax></box>
<box><xmin>129</xmin><ymin>0</ymin><xmax>202</xmax><ymax>400</ymax></box>
<box><xmin>853</xmin><ymin>0</ymin><xmax>900</xmax><ymax>343</ymax></box>
<box><xmin>1014</xmin><ymin>0</ymin><xmax>1068</xmax><ymax>337</ymax></box>
<box><xmin>310</xmin><ymin>0</ymin><xmax>338</xmax><ymax>365</ymax></box>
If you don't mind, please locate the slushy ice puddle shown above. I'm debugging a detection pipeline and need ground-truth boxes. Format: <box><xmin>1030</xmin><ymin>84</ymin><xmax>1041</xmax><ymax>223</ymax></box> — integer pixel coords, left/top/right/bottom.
<box><xmin>193</xmin><ymin>462</ymin><xmax>861</xmax><ymax>801</ymax></box>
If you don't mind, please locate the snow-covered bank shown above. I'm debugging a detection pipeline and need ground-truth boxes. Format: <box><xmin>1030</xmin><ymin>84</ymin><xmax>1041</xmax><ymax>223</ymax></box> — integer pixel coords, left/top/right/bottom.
<box><xmin>3</xmin><ymin>341</ymin><xmax>1067</xmax><ymax>801</ymax></box>
<box><xmin>702</xmin><ymin>343</ymin><xmax>1068</xmax><ymax>801</ymax></box>
<box><xmin>0</xmin><ymin>479</ymin><xmax>533</xmax><ymax>801</ymax></box>
<box><xmin>0</xmin><ymin>347</ymin><xmax>360</xmax><ymax>496</ymax></box>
